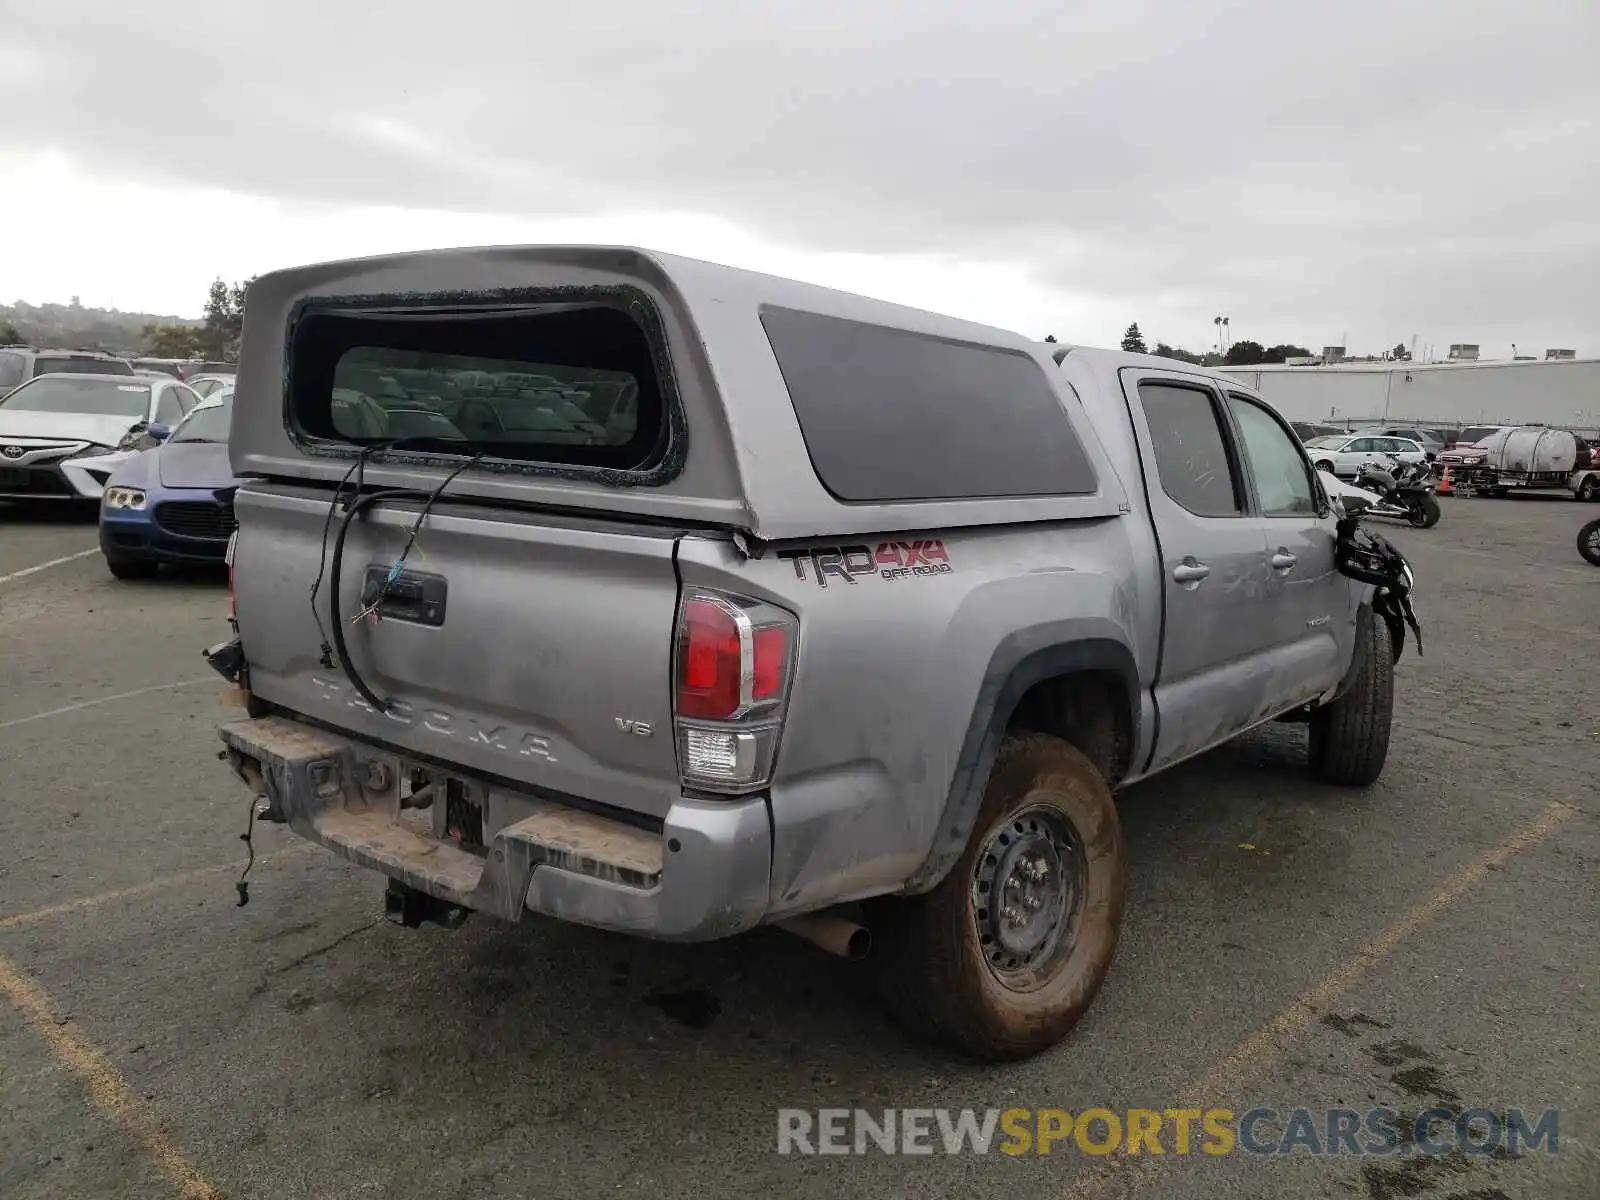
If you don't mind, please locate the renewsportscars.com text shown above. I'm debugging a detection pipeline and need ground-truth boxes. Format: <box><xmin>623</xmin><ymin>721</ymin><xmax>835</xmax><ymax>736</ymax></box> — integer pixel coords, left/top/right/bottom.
<box><xmin>776</xmin><ymin>1106</ymin><xmax>1560</xmax><ymax>1158</ymax></box>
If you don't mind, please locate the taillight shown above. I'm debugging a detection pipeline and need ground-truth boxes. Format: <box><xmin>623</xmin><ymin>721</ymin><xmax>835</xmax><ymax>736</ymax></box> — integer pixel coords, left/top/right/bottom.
<box><xmin>673</xmin><ymin>588</ymin><xmax>797</xmax><ymax>794</ymax></box>
<box><xmin>225</xmin><ymin>530</ymin><xmax>238</xmax><ymax>619</ymax></box>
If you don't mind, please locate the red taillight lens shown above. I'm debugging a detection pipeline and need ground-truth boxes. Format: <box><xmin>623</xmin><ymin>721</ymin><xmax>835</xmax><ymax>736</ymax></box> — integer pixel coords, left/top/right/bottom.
<box><xmin>752</xmin><ymin>627</ymin><xmax>786</xmax><ymax>700</ymax></box>
<box><xmin>677</xmin><ymin>596</ymin><xmax>743</xmax><ymax>719</ymax></box>
<box><xmin>673</xmin><ymin>587</ymin><xmax>798</xmax><ymax>794</ymax></box>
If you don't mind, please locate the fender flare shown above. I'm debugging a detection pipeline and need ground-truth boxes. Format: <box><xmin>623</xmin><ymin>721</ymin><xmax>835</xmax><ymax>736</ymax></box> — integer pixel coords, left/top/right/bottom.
<box><xmin>899</xmin><ymin>630</ymin><xmax>1141</xmax><ymax>895</ymax></box>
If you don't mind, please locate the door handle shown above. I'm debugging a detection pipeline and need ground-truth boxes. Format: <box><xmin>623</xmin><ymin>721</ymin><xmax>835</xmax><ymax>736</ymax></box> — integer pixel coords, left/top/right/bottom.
<box><xmin>1271</xmin><ymin>550</ymin><xmax>1298</xmax><ymax>572</ymax></box>
<box><xmin>1171</xmin><ymin>559</ymin><xmax>1210</xmax><ymax>586</ymax></box>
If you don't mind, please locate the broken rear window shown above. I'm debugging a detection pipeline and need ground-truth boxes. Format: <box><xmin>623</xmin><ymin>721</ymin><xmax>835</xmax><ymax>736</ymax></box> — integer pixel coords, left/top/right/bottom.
<box><xmin>286</xmin><ymin>302</ymin><xmax>666</xmax><ymax>471</ymax></box>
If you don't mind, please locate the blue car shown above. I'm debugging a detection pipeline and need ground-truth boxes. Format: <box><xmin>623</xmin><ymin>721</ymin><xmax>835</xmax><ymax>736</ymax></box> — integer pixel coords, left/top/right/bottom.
<box><xmin>98</xmin><ymin>394</ymin><xmax>240</xmax><ymax>579</ymax></box>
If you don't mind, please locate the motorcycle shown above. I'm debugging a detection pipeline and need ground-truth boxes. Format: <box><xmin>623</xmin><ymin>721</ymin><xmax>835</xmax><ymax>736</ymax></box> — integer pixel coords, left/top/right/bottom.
<box><xmin>1333</xmin><ymin>509</ymin><xmax>1424</xmax><ymax>659</ymax></box>
<box><xmin>1579</xmin><ymin>516</ymin><xmax>1600</xmax><ymax>567</ymax></box>
<box><xmin>1350</xmin><ymin>455</ymin><xmax>1442</xmax><ymax>528</ymax></box>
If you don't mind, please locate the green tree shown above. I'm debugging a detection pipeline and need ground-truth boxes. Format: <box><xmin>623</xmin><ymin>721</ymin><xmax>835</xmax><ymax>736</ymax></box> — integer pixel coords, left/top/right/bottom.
<box><xmin>0</xmin><ymin>321</ymin><xmax>21</xmax><ymax>344</ymax></box>
<box><xmin>1391</xmin><ymin>342</ymin><xmax>1410</xmax><ymax>361</ymax></box>
<box><xmin>1120</xmin><ymin>323</ymin><xmax>1147</xmax><ymax>354</ymax></box>
<box><xmin>1152</xmin><ymin>342</ymin><xmax>1204</xmax><ymax>365</ymax></box>
<box><xmin>1260</xmin><ymin>343</ymin><xmax>1313</xmax><ymax>364</ymax></box>
<box><xmin>142</xmin><ymin>322</ymin><xmax>202</xmax><ymax>358</ymax></box>
<box><xmin>1224</xmin><ymin>340</ymin><xmax>1268</xmax><ymax>365</ymax></box>
<box><xmin>200</xmin><ymin>276</ymin><xmax>254</xmax><ymax>361</ymax></box>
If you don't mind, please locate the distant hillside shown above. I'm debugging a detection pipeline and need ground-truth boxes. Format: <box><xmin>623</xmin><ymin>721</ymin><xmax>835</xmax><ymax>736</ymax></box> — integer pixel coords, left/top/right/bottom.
<box><xmin>0</xmin><ymin>300</ymin><xmax>201</xmax><ymax>356</ymax></box>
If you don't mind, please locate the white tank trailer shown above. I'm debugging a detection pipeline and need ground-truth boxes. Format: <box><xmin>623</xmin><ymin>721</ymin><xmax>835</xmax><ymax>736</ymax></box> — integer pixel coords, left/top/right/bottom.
<box><xmin>1489</xmin><ymin>427</ymin><xmax>1578</xmax><ymax>475</ymax></box>
<box><xmin>1441</xmin><ymin>426</ymin><xmax>1600</xmax><ymax>500</ymax></box>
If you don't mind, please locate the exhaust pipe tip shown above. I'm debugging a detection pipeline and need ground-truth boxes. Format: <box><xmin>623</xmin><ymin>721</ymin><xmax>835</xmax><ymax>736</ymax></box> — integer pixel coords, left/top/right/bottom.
<box><xmin>776</xmin><ymin>913</ymin><xmax>871</xmax><ymax>961</ymax></box>
<box><xmin>843</xmin><ymin>925</ymin><xmax>871</xmax><ymax>960</ymax></box>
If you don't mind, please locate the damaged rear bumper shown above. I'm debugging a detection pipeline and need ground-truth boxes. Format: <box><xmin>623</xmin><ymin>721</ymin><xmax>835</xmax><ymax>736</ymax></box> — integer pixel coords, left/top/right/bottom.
<box><xmin>218</xmin><ymin>715</ymin><xmax>771</xmax><ymax>942</ymax></box>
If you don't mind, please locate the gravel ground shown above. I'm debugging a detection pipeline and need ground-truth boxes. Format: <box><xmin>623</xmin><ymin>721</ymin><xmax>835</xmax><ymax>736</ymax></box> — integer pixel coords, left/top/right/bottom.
<box><xmin>0</xmin><ymin>493</ymin><xmax>1595</xmax><ymax>1200</ymax></box>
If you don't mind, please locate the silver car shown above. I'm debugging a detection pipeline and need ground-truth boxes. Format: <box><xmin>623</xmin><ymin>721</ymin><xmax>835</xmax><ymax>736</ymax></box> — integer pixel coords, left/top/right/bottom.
<box><xmin>0</xmin><ymin>372</ymin><xmax>204</xmax><ymax>501</ymax></box>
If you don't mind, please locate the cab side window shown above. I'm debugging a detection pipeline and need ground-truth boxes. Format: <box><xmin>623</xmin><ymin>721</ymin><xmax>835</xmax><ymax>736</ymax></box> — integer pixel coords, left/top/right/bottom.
<box><xmin>1138</xmin><ymin>381</ymin><xmax>1244</xmax><ymax>517</ymax></box>
<box><xmin>1226</xmin><ymin>394</ymin><xmax>1319</xmax><ymax>517</ymax></box>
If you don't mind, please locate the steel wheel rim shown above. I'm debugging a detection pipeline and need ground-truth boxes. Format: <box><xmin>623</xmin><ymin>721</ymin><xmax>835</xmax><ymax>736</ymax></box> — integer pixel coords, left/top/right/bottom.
<box><xmin>970</xmin><ymin>800</ymin><xmax>1086</xmax><ymax>991</ymax></box>
<box><xmin>1586</xmin><ymin>526</ymin><xmax>1600</xmax><ymax>555</ymax></box>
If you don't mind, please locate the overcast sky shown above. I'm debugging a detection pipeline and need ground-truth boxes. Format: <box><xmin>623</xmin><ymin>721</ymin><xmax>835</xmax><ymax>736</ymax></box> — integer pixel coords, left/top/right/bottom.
<box><xmin>2</xmin><ymin>0</ymin><xmax>1596</xmax><ymax>357</ymax></box>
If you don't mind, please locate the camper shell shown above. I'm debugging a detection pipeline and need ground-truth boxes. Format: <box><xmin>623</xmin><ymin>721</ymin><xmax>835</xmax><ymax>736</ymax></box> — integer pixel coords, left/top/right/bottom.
<box><xmin>230</xmin><ymin>246</ymin><xmax>1130</xmax><ymax>542</ymax></box>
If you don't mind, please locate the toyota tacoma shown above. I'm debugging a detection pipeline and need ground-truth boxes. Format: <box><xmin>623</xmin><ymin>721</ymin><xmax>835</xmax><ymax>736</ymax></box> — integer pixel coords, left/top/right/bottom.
<box><xmin>209</xmin><ymin>246</ymin><xmax>1416</xmax><ymax>1060</ymax></box>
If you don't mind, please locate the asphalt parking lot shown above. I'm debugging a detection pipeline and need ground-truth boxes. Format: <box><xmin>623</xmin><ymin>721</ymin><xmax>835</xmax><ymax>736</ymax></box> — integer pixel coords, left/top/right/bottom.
<box><xmin>1</xmin><ymin>495</ymin><xmax>1596</xmax><ymax>1200</ymax></box>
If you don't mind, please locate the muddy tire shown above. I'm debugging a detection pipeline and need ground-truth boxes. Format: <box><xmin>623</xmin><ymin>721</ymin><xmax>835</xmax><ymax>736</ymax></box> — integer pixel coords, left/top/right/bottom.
<box><xmin>1309</xmin><ymin>615</ymin><xmax>1394</xmax><ymax>786</ymax></box>
<box><xmin>871</xmin><ymin>734</ymin><xmax>1126</xmax><ymax>1061</ymax></box>
<box><xmin>1578</xmin><ymin>518</ymin><xmax>1600</xmax><ymax>567</ymax></box>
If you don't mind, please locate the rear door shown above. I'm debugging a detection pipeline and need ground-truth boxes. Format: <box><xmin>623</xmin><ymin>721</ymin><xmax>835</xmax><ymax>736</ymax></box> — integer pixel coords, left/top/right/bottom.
<box><xmin>1121</xmin><ymin>373</ymin><xmax>1281</xmax><ymax>772</ymax></box>
<box><xmin>1345</xmin><ymin>437</ymin><xmax>1383</xmax><ymax>474</ymax></box>
<box><xmin>1223</xmin><ymin>391</ymin><xmax>1348</xmax><ymax>705</ymax></box>
<box><xmin>1384</xmin><ymin>437</ymin><xmax>1424</xmax><ymax>466</ymax></box>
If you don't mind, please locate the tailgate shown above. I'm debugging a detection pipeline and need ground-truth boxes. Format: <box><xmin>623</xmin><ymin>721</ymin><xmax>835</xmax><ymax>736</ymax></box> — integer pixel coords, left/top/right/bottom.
<box><xmin>231</xmin><ymin>484</ymin><xmax>684</xmax><ymax>820</ymax></box>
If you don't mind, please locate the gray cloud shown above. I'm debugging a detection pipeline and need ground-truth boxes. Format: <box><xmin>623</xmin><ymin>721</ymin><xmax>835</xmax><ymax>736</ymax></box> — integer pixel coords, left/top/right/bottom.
<box><xmin>5</xmin><ymin>0</ymin><xmax>1596</xmax><ymax>351</ymax></box>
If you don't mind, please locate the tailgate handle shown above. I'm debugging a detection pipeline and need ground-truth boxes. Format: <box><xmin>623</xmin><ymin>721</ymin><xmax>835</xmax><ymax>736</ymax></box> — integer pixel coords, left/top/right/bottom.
<box><xmin>361</xmin><ymin>566</ymin><xmax>448</xmax><ymax>627</ymax></box>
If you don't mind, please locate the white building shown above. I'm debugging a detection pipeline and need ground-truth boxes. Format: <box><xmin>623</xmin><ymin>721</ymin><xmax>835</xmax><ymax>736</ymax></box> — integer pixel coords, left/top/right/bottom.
<box><xmin>1218</xmin><ymin>357</ymin><xmax>1600</xmax><ymax>431</ymax></box>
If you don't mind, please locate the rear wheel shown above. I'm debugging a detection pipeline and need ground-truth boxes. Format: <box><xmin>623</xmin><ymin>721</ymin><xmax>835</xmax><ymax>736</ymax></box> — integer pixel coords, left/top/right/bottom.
<box><xmin>1578</xmin><ymin>518</ymin><xmax>1600</xmax><ymax>567</ymax></box>
<box><xmin>1315</xmin><ymin>460</ymin><xmax>1336</xmax><ymax>474</ymax></box>
<box><xmin>1409</xmin><ymin>493</ymin><xmax>1441</xmax><ymax>528</ymax></box>
<box><xmin>872</xmin><ymin>735</ymin><xmax>1126</xmax><ymax>1061</ymax></box>
<box><xmin>1578</xmin><ymin>476</ymin><xmax>1598</xmax><ymax>502</ymax></box>
<box><xmin>1309</xmin><ymin>615</ymin><xmax>1394</xmax><ymax>786</ymax></box>
<box><xmin>105</xmin><ymin>553</ymin><xmax>157</xmax><ymax>580</ymax></box>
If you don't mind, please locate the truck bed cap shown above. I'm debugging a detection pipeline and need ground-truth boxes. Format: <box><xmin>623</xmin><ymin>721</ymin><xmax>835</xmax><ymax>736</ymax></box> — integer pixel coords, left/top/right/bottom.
<box><xmin>231</xmin><ymin>245</ymin><xmax>1128</xmax><ymax>540</ymax></box>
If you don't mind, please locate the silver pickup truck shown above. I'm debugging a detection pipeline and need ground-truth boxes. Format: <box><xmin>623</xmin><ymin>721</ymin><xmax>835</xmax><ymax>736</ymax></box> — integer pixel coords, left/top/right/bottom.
<box><xmin>209</xmin><ymin>246</ymin><xmax>1417</xmax><ymax>1060</ymax></box>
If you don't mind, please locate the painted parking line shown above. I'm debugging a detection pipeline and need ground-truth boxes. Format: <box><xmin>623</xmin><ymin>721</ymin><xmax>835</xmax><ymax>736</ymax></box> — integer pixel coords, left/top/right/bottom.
<box><xmin>0</xmin><ymin>546</ymin><xmax>99</xmax><ymax>586</ymax></box>
<box><xmin>0</xmin><ymin>678</ymin><xmax>214</xmax><ymax>732</ymax></box>
<box><xmin>1060</xmin><ymin>799</ymin><xmax>1580</xmax><ymax>1199</ymax></box>
<box><xmin>0</xmin><ymin>952</ymin><xmax>221</xmax><ymax>1199</ymax></box>
<box><xmin>0</xmin><ymin>843</ymin><xmax>319</xmax><ymax>930</ymax></box>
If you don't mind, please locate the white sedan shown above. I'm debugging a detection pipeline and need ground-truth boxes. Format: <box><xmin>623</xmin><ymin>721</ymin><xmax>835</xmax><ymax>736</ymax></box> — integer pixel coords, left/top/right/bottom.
<box><xmin>1303</xmin><ymin>433</ymin><xmax>1427</xmax><ymax>478</ymax></box>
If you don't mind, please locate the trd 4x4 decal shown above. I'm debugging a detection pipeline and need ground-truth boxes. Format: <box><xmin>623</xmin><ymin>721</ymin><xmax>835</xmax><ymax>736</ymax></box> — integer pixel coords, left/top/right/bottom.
<box><xmin>777</xmin><ymin>539</ymin><xmax>952</xmax><ymax>587</ymax></box>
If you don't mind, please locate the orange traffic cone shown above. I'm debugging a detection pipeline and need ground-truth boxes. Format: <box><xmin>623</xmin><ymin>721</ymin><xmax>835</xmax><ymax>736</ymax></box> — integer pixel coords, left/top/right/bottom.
<box><xmin>1436</xmin><ymin>465</ymin><xmax>1453</xmax><ymax>496</ymax></box>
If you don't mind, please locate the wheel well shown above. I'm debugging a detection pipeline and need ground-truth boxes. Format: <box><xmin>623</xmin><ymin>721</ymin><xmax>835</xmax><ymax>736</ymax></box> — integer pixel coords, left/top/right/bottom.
<box><xmin>1005</xmin><ymin>670</ymin><xmax>1132</xmax><ymax>784</ymax></box>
